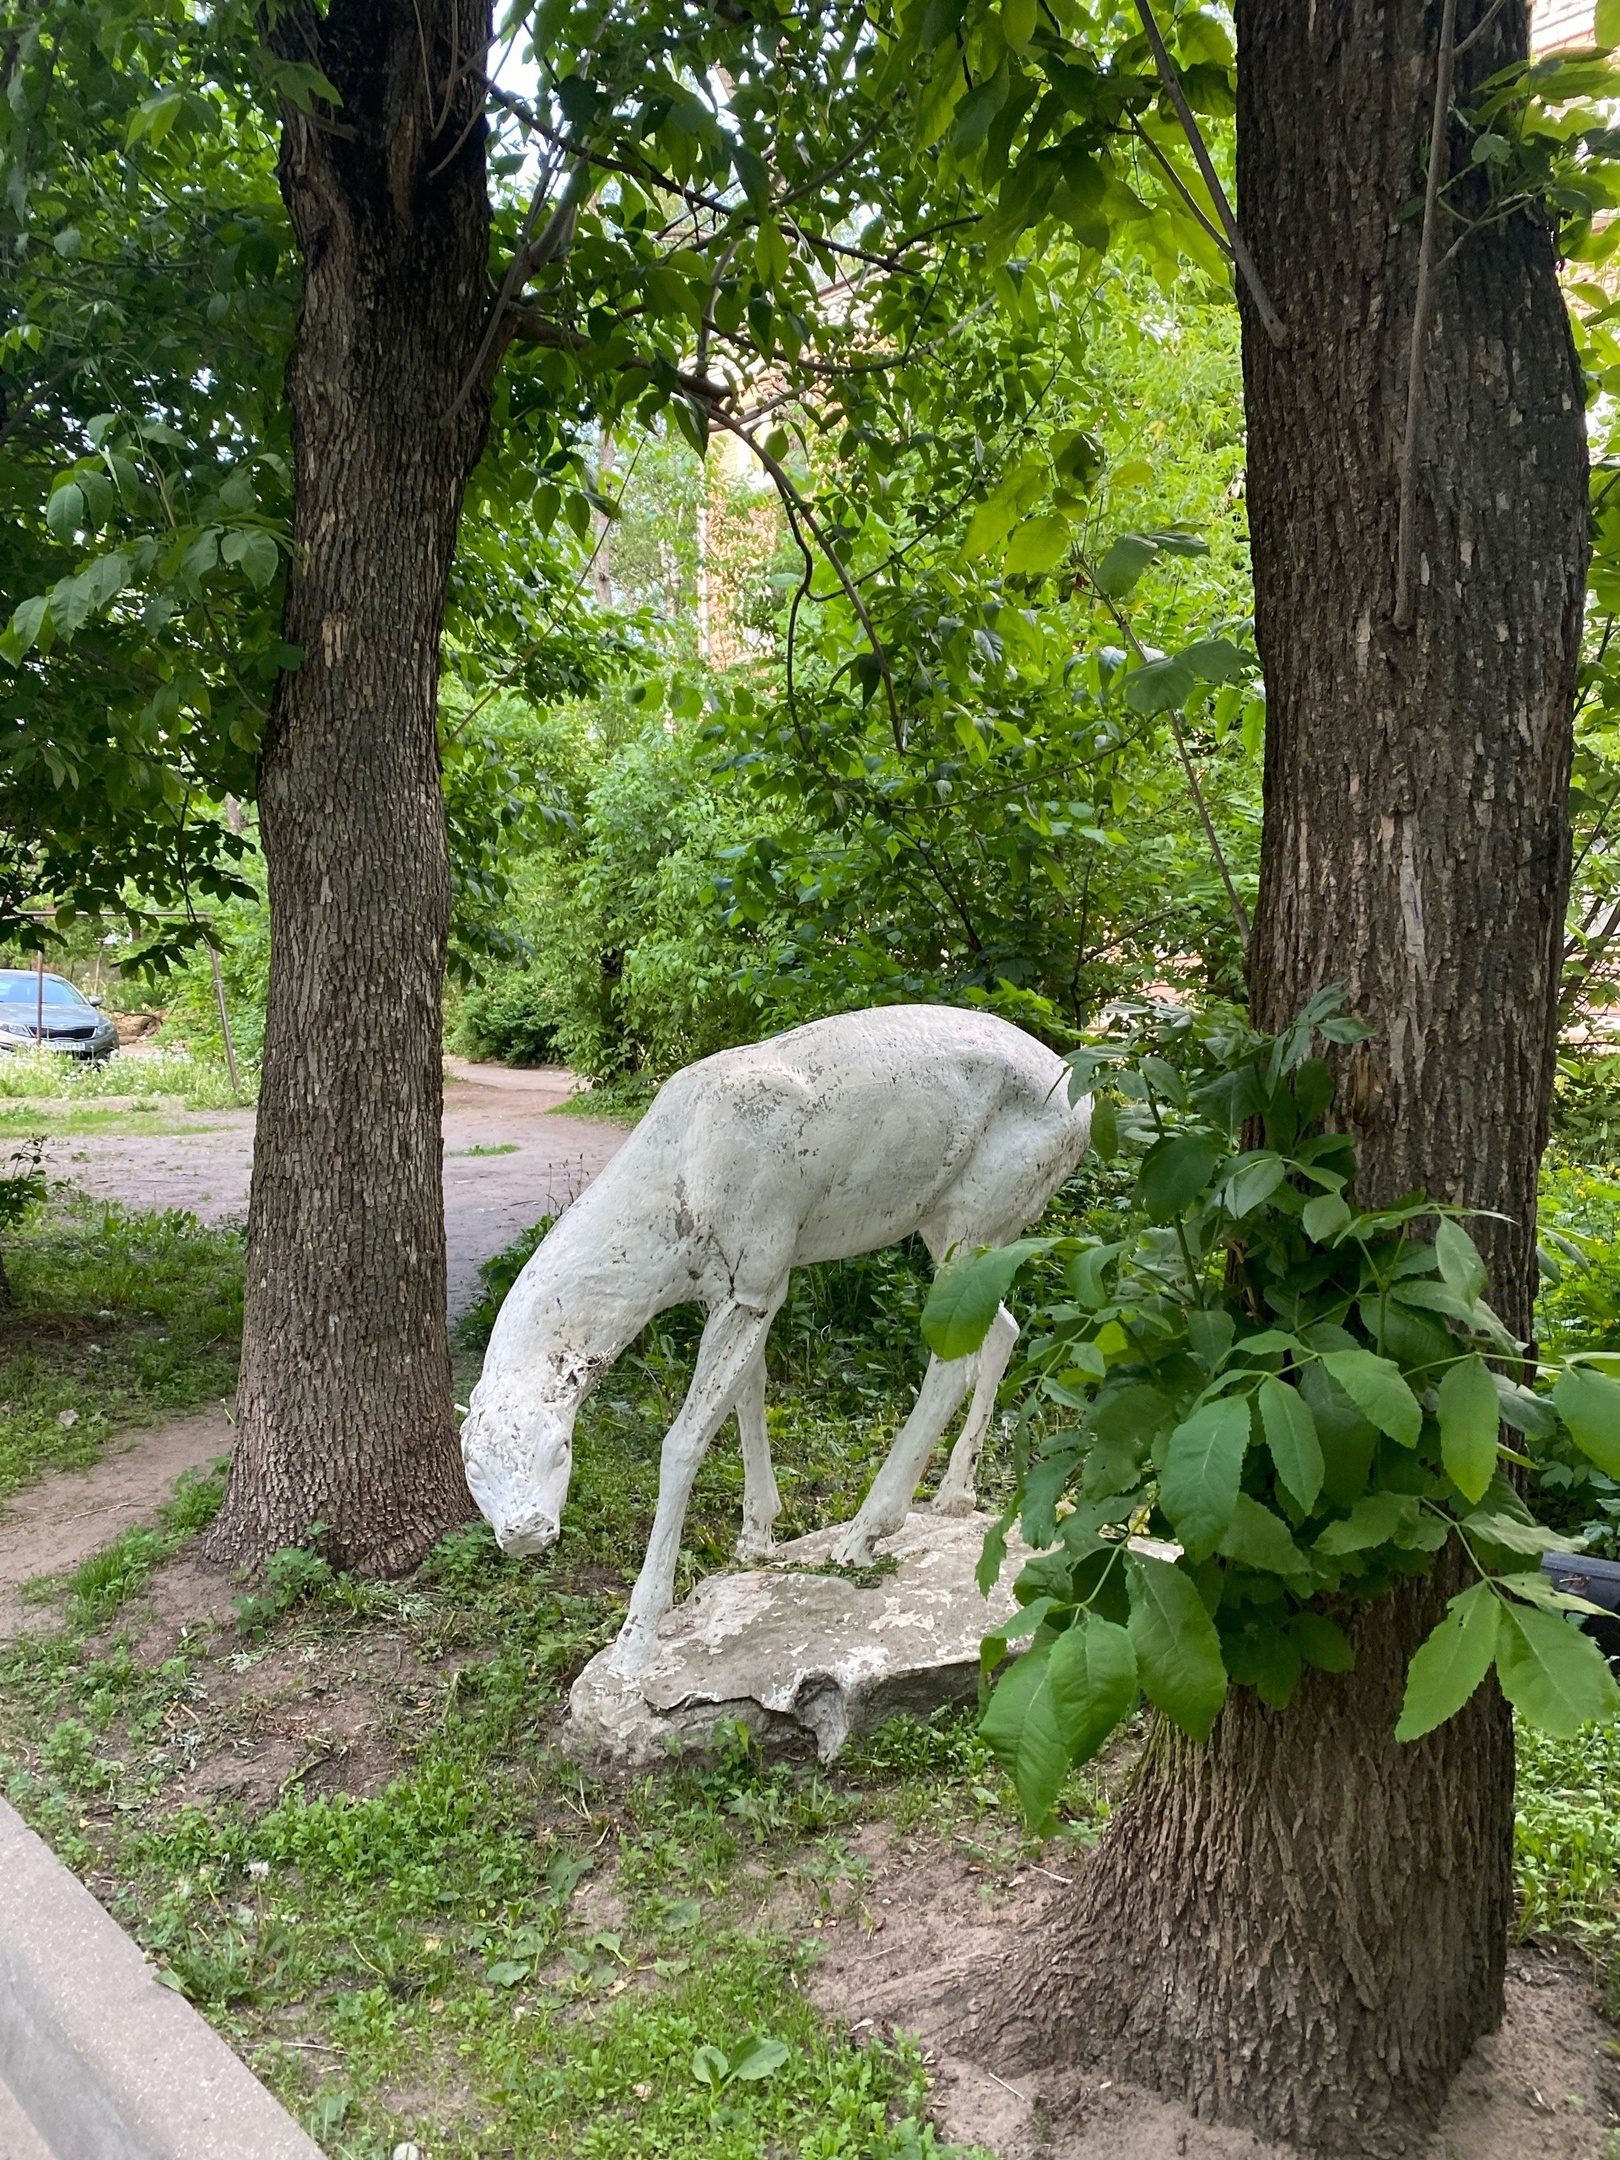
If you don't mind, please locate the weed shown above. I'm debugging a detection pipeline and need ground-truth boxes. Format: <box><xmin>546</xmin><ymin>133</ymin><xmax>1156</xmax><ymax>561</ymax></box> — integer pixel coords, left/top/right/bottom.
<box><xmin>233</xmin><ymin>1538</ymin><xmax>335</xmax><ymax>1635</ymax></box>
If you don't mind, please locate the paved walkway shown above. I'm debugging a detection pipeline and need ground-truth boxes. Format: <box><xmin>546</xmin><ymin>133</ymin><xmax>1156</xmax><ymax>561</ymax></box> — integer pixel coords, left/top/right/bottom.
<box><xmin>46</xmin><ymin>1063</ymin><xmax>627</xmax><ymax>1316</ymax></box>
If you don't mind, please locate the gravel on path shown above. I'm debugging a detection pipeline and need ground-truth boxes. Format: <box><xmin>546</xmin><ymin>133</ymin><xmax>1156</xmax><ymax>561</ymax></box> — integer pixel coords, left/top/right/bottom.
<box><xmin>44</xmin><ymin>1062</ymin><xmax>627</xmax><ymax>1315</ymax></box>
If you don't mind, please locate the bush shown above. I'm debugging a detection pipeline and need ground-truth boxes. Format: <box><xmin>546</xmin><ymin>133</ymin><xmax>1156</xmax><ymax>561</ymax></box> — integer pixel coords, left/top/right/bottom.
<box><xmin>453</xmin><ymin>972</ymin><xmax>561</xmax><ymax>1066</ymax></box>
<box><xmin>1550</xmin><ymin>1052</ymin><xmax>1620</xmax><ymax>1170</ymax></box>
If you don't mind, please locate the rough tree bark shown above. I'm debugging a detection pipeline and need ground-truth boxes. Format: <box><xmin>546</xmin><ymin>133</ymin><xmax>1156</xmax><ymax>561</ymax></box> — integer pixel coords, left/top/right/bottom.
<box><xmin>206</xmin><ymin>0</ymin><xmax>493</xmax><ymax>1572</ymax></box>
<box><xmin>984</xmin><ymin>4</ymin><xmax>1588</xmax><ymax>2152</ymax></box>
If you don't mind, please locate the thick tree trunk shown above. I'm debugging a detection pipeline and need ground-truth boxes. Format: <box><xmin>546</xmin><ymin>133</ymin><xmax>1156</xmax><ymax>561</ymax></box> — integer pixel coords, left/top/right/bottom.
<box><xmin>207</xmin><ymin>0</ymin><xmax>493</xmax><ymax>1573</ymax></box>
<box><xmin>989</xmin><ymin>5</ymin><xmax>1588</xmax><ymax>2152</ymax></box>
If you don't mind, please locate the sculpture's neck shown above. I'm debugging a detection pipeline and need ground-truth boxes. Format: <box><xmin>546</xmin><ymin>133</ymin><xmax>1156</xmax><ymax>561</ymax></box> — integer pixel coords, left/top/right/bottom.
<box><xmin>490</xmin><ymin>1194</ymin><xmax>695</xmax><ymax>1411</ymax></box>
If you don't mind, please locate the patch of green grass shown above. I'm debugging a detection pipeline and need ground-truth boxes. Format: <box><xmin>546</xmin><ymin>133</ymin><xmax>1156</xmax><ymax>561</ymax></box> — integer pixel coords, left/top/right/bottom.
<box><xmin>550</xmin><ymin>1080</ymin><xmax>650</xmax><ymax>1126</ymax></box>
<box><xmin>0</xmin><ymin>1190</ymin><xmax>243</xmax><ymax>1497</ymax></box>
<box><xmin>0</xmin><ymin>1490</ymin><xmax>976</xmax><ymax>2159</ymax></box>
<box><xmin>0</xmin><ymin>1045</ymin><xmax>247</xmax><ymax>1112</ymax></box>
<box><xmin>453</xmin><ymin>1142</ymin><xmax>520</xmax><ymax>1157</ymax></box>
<box><xmin>39</xmin><ymin>1463</ymin><xmax>229</xmax><ymax>1624</ymax></box>
<box><xmin>1516</xmin><ymin>1719</ymin><xmax>1620</xmax><ymax>2014</ymax></box>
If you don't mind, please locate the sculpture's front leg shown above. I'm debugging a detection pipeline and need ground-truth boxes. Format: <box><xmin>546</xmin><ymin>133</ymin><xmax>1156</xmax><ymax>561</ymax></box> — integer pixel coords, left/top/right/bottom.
<box><xmin>605</xmin><ymin>1298</ymin><xmax>776</xmax><ymax>1677</ymax></box>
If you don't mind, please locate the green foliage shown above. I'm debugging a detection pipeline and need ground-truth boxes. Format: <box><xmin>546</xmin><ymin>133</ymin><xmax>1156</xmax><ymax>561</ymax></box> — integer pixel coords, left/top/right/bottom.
<box><xmin>0</xmin><ymin>0</ymin><xmax>290</xmax><ymax>952</ymax></box>
<box><xmin>0</xmin><ymin>1137</ymin><xmax>47</xmax><ymax>1236</ymax></box>
<box><xmin>232</xmin><ymin>1540</ymin><xmax>335</xmax><ymax>1636</ymax></box>
<box><xmin>1516</xmin><ymin>1720</ymin><xmax>1620</xmax><ymax>2012</ymax></box>
<box><xmin>938</xmin><ymin>996</ymin><xmax>1620</xmax><ymax>1827</ymax></box>
<box><xmin>453</xmin><ymin>974</ymin><xmax>561</xmax><ymax>1067</ymax></box>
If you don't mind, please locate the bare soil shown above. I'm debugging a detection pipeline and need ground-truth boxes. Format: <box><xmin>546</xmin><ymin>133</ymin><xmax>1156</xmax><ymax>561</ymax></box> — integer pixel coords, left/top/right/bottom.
<box><xmin>0</xmin><ymin>1403</ymin><xmax>236</xmax><ymax>1636</ymax></box>
<box><xmin>46</xmin><ymin>1059</ymin><xmax>625</xmax><ymax>1314</ymax></box>
<box><xmin>808</xmin><ymin>1824</ymin><xmax>1620</xmax><ymax>2160</ymax></box>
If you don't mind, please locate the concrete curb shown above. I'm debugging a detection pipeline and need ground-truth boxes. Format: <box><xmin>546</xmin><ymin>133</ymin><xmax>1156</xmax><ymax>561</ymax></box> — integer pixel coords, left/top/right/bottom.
<box><xmin>0</xmin><ymin>1798</ymin><xmax>322</xmax><ymax>2159</ymax></box>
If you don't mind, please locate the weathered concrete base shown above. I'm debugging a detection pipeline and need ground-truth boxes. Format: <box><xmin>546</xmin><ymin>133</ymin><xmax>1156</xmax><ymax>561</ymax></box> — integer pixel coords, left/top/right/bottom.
<box><xmin>566</xmin><ymin>1509</ymin><xmax>1024</xmax><ymax>1764</ymax></box>
<box><xmin>0</xmin><ymin>1797</ymin><xmax>321</xmax><ymax>2159</ymax></box>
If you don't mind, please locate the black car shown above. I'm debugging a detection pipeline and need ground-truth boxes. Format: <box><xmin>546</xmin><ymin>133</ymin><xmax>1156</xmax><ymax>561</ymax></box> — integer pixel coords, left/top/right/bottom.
<box><xmin>0</xmin><ymin>970</ymin><xmax>121</xmax><ymax>1061</ymax></box>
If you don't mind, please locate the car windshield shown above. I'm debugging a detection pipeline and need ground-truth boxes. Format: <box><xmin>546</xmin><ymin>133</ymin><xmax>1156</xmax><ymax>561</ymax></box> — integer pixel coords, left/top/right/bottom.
<box><xmin>0</xmin><ymin>971</ymin><xmax>90</xmax><ymax>1008</ymax></box>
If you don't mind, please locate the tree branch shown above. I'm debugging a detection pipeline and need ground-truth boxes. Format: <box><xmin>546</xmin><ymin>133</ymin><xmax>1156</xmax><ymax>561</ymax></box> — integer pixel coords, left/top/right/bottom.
<box><xmin>1134</xmin><ymin>0</ymin><xmax>1286</xmax><ymax>347</ymax></box>
<box><xmin>1394</xmin><ymin>0</ymin><xmax>1458</xmax><ymax>632</ymax></box>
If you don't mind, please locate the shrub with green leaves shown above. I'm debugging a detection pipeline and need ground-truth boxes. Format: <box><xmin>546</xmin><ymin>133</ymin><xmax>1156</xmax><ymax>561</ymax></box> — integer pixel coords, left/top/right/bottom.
<box><xmin>931</xmin><ymin>993</ymin><xmax>1620</xmax><ymax>1829</ymax></box>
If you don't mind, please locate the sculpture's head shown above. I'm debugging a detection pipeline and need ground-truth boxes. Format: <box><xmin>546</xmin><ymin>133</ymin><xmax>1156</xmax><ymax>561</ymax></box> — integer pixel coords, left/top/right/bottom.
<box><xmin>460</xmin><ymin>1375</ymin><xmax>575</xmax><ymax>1556</ymax></box>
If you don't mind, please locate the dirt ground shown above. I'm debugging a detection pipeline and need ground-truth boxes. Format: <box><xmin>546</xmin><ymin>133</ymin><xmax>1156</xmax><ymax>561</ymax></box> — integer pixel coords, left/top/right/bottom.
<box><xmin>808</xmin><ymin>1822</ymin><xmax>1620</xmax><ymax>2160</ymax></box>
<box><xmin>5</xmin><ymin>1491</ymin><xmax>1616</xmax><ymax>2160</ymax></box>
<box><xmin>0</xmin><ymin>1406</ymin><xmax>236</xmax><ymax>1636</ymax></box>
<box><xmin>46</xmin><ymin>1058</ymin><xmax>626</xmax><ymax>1315</ymax></box>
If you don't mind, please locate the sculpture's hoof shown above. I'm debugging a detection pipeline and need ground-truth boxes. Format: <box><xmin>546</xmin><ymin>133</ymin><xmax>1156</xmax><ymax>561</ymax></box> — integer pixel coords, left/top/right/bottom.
<box><xmin>930</xmin><ymin>1488</ymin><xmax>978</xmax><ymax>1519</ymax></box>
<box><xmin>600</xmin><ymin>1634</ymin><xmax>656</xmax><ymax>1683</ymax></box>
<box><xmin>829</xmin><ymin>1531</ymin><xmax>881</xmax><ymax>1569</ymax></box>
<box><xmin>735</xmin><ymin>1532</ymin><xmax>775</xmax><ymax>1565</ymax></box>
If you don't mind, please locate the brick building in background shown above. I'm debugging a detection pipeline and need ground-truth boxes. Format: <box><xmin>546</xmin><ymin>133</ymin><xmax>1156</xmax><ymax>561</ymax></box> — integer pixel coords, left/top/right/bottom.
<box><xmin>1535</xmin><ymin>0</ymin><xmax>1598</xmax><ymax>50</ymax></box>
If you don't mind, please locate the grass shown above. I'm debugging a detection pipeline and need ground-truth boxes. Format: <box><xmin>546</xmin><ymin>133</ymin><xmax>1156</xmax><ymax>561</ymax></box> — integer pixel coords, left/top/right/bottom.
<box><xmin>0</xmin><ymin>1045</ymin><xmax>248</xmax><ymax>1122</ymax></box>
<box><xmin>0</xmin><ymin>1459</ymin><xmax>1029</xmax><ymax>2156</ymax></box>
<box><xmin>0</xmin><ymin>1189</ymin><xmax>243</xmax><ymax>1497</ymax></box>
<box><xmin>0</xmin><ymin>1184</ymin><xmax>1615</xmax><ymax>2156</ymax></box>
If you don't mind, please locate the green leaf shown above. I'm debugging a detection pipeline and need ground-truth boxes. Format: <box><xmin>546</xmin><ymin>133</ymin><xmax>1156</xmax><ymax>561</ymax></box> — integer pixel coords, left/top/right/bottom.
<box><xmin>691</xmin><ymin>2045</ymin><xmax>729</xmax><ymax>2089</ymax></box>
<box><xmin>1315</xmin><ymin>1491</ymin><xmax>1420</xmax><ymax>1554</ymax></box>
<box><xmin>1004</xmin><ymin>513</ymin><xmax>1073</xmax><ymax>575</ymax></box>
<box><xmin>922</xmin><ymin>1238</ymin><xmax>1053</xmax><ymax>1359</ymax></box>
<box><xmin>1597</xmin><ymin>0</ymin><xmax>1620</xmax><ymax>51</ymax></box>
<box><xmin>487</xmin><ymin>1958</ymin><xmax>530</xmax><ymax>1987</ymax></box>
<box><xmin>1137</xmin><ymin>1134</ymin><xmax>1220</xmax><ymax>1221</ymax></box>
<box><xmin>1091</xmin><ymin>532</ymin><xmax>1158</xmax><ymax>599</ymax></box>
<box><xmin>732</xmin><ymin>143</ymin><xmax>771</xmax><ymax>211</ymax></box>
<box><xmin>1301</xmin><ymin>1191</ymin><xmax>1351</xmax><ymax>1243</ymax></box>
<box><xmin>1221</xmin><ymin>1152</ymin><xmax>1285</xmax><ymax>1220</ymax></box>
<box><xmin>1000</xmin><ymin>1613</ymin><xmax>1138</xmax><ymax>1827</ymax></box>
<box><xmin>1437</xmin><ymin>1354</ymin><xmax>1500</xmax><ymax>1505</ymax></box>
<box><xmin>1554</xmin><ymin>1362</ymin><xmax>1620</xmax><ymax>1478</ymax></box>
<box><xmin>1001</xmin><ymin>0</ymin><xmax>1037</xmax><ymax>46</ymax></box>
<box><xmin>1159</xmin><ymin>1395</ymin><xmax>1251</xmax><ymax>1560</ymax></box>
<box><xmin>1319</xmin><ymin>1349</ymin><xmax>1421</xmax><ymax>1448</ymax></box>
<box><xmin>1219</xmin><ymin>1493</ymin><xmax>1308</xmax><ymax>1576</ymax></box>
<box><xmin>1495</xmin><ymin>1604</ymin><xmax>1620</xmax><ymax>1736</ymax></box>
<box><xmin>45</xmin><ymin>482</ymin><xmax>85</xmax><ymax>542</ymax></box>
<box><xmin>1126</xmin><ymin>1554</ymin><xmax>1228</xmax><ymax>1741</ymax></box>
<box><xmin>1090</xmin><ymin>1095</ymin><xmax>1118</xmax><ymax>1158</ymax></box>
<box><xmin>1122</xmin><ymin>650</ymin><xmax>1200</xmax><ymax>715</ymax></box>
<box><xmin>1258</xmin><ymin>1375</ymin><xmax>1324</xmax><ymax>1512</ymax></box>
<box><xmin>1435</xmin><ymin>1218</ymin><xmax>1487</xmax><ymax>1305</ymax></box>
<box><xmin>1290</xmin><ymin>1611</ymin><xmax>1355</xmax><ymax>1673</ymax></box>
<box><xmin>1395</xmin><ymin>1582</ymin><xmax>1501</xmax><ymax>1741</ymax></box>
<box><xmin>1461</xmin><ymin>1509</ymin><xmax>1569</xmax><ymax>1557</ymax></box>
<box><xmin>221</xmin><ymin>528</ymin><xmax>280</xmax><ymax>589</ymax></box>
<box><xmin>729</xmin><ymin>2037</ymin><xmax>790</xmax><ymax>2081</ymax></box>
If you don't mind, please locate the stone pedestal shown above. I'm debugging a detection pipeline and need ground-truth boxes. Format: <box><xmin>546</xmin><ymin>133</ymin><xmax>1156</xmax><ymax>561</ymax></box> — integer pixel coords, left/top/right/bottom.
<box><xmin>566</xmin><ymin>1510</ymin><xmax>1025</xmax><ymax>1764</ymax></box>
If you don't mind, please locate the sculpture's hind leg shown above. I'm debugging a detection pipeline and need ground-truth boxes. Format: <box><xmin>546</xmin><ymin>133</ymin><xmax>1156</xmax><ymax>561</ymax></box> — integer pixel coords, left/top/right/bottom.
<box><xmin>829</xmin><ymin>1351</ymin><xmax>975</xmax><ymax>1568</ymax></box>
<box><xmin>605</xmin><ymin>1296</ymin><xmax>778</xmax><ymax>1678</ymax></box>
<box><xmin>932</xmin><ymin>1302</ymin><xmax>1018</xmax><ymax>1516</ymax></box>
<box><xmin>732</xmin><ymin>1350</ymin><xmax>780</xmax><ymax>1562</ymax></box>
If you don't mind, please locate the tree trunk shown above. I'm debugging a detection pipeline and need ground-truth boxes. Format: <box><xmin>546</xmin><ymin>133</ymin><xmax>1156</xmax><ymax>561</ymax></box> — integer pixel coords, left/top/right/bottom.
<box><xmin>990</xmin><ymin>5</ymin><xmax>1588</xmax><ymax>2152</ymax></box>
<box><xmin>206</xmin><ymin>0</ymin><xmax>493</xmax><ymax>1574</ymax></box>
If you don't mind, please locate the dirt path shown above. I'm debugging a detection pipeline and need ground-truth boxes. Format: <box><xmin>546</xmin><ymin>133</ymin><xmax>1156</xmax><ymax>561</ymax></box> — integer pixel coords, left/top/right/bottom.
<box><xmin>810</xmin><ymin>1824</ymin><xmax>1620</xmax><ymax>2160</ymax></box>
<box><xmin>0</xmin><ymin>1403</ymin><xmax>236</xmax><ymax>1636</ymax></box>
<box><xmin>45</xmin><ymin>1060</ymin><xmax>627</xmax><ymax>1314</ymax></box>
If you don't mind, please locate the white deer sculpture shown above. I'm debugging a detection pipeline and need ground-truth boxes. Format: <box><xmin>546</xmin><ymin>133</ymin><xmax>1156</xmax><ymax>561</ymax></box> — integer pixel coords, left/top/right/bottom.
<box><xmin>460</xmin><ymin>1004</ymin><xmax>1090</xmax><ymax>1677</ymax></box>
